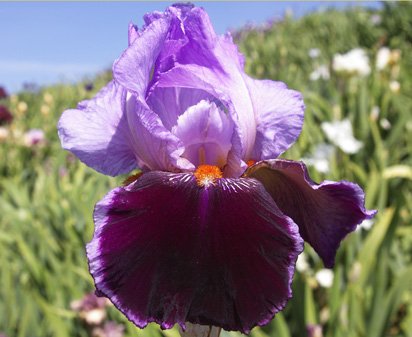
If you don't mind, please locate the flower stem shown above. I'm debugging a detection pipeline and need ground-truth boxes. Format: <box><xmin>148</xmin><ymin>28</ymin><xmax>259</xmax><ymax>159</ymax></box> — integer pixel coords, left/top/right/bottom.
<box><xmin>179</xmin><ymin>323</ymin><xmax>221</xmax><ymax>337</ymax></box>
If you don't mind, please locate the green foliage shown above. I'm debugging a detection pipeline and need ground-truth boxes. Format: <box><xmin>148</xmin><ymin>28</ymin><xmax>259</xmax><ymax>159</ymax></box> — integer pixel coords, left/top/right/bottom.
<box><xmin>1</xmin><ymin>3</ymin><xmax>411</xmax><ymax>337</ymax></box>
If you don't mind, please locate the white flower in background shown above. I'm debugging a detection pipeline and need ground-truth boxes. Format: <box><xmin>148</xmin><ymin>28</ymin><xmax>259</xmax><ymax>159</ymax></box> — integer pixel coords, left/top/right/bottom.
<box><xmin>17</xmin><ymin>101</ymin><xmax>28</xmax><ymax>114</ymax></box>
<box><xmin>309</xmin><ymin>48</ymin><xmax>321</xmax><ymax>58</ymax></box>
<box><xmin>70</xmin><ymin>292</ymin><xmax>110</xmax><ymax>326</ymax></box>
<box><xmin>303</xmin><ymin>143</ymin><xmax>335</xmax><ymax>174</ymax></box>
<box><xmin>306</xmin><ymin>324</ymin><xmax>324</xmax><ymax>337</ymax></box>
<box><xmin>43</xmin><ymin>92</ymin><xmax>54</xmax><ymax>105</ymax></box>
<box><xmin>370</xmin><ymin>14</ymin><xmax>381</xmax><ymax>25</ymax></box>
<box><xmin>296</xmin><ymin>252</ymin><xmax>310</xmax><ymax>273</ymax></box>
<box><xmin>310</xmin><ymin>64</ymin><xmax>330</xmax><ymax>81</ymax></box>
<box><xmin>41</xmin><ymin>104</ymin><xmax>51</xmax><ymax>116</ymax></box>
<box><xmin>333</xmin><ymin>48</ymin><xmax>371</xmax><ymax>77</ymax></box>
<box><xmin>349</xmin><ymin>262</ymin><xmax>362</xmax><ymax>283</ymax></box>
<box><xmin>357</xmin><ymin>219</ymin><xmax>374</xmax><ymax>231</ymax></box>
<box><xmin>370</xmin><ymin>106</ymin><xmax>380</xmax><ymax>121</ymax></box>
<box><xmin>320</xmin><ymin>307</ymin><xmax>330</xmax><ymax>324</ymax></box>
<box><xmin>82</xmin><ymin>309</ymin><xmax>107</xmax><ymax>326</ymax></box>
<box><xmin>23</xmin><ymin>129</ymin><xmax>45</xmax><ymax>147</ymax></box>
<box><xmin>92</xmin><ymin>321</ymin><xmax>125</xmax><ymax>337</ymax></box>
<box><xmin>389</xmin><ymin>49</ymin><xmax>401</xmax><ymax>64</ymax></box>
<box><xmin>376</xmin><ymin>47</ymin><xmax>391</xmax><ymax>70</ymax></box>
<box><xmin>315</xmin><ymin>269</ymin><xmax>334</xmax><ymax>288</ymax></box>
<box><xmin>321</xmin><ymin>119</ymin><xmax>363</xmax><ymax>154</ymax></box>
<box><xmin>376</xmin><ymin>47</ymin><xmax>401</xmax><ymax>71</ymax></box>
<box><xmin>0</xmin><ymin>127</ymin><xmax>9</xmax><ymax>142</ymax></box>
<box><xmin>389</xmin><ymin>80</ymin><xmax>400</xmax><ymax>93</ymax></box>
<box><xmin>380</xmin><ymin>118</ymin><xmax>391</xmax><ymax>130</ymax></box>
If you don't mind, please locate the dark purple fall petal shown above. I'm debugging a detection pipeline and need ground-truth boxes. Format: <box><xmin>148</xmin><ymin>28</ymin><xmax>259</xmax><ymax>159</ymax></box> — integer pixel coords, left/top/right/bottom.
<box><xmin>246</xmin><ymin>159</ymin><xmax>377</xmax><ymax>268</ymax></box>
<box><xmin>87</xmin><ymin>171</ymin><xmax>303</xmax><ymax>333</ymax></box>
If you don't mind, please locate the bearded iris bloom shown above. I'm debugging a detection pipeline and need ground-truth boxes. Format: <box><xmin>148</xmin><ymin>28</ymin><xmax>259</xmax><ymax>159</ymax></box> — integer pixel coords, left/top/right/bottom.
<box><xmin>58</xmin><ymin>4</ymin><xmax>376</xmax><ymax>334</ymax></box>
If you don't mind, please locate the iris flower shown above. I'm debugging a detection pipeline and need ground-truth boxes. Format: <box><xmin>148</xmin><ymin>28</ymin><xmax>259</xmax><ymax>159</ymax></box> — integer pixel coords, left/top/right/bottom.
<box><xmin>0</xmin><ymin>105</ymin><xmax>13</xmax><ymax>125</ymax></box>
<box><xmin>58</xmin><ymin>4</ymin><xmax>376</xmax><ymax>334</ymax></box>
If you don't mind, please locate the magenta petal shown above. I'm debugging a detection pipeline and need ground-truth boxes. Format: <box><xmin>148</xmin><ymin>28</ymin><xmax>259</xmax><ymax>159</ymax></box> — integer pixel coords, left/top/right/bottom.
<box><xmin>87</xmin><ymin>172</ymin><xmax>303</xmax><ymax>333</ymax></box>
<box><xmin>247</xmin><ymin>159</ymin><xmax>377</xmax><ymax>268</ymax></box>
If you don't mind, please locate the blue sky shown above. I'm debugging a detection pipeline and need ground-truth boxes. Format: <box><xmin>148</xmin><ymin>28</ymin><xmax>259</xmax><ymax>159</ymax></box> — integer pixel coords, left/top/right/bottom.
<box><xmin>0</xmin><ymin>2</ymin><xmax>380</xmax><ymax>93</ymax></box>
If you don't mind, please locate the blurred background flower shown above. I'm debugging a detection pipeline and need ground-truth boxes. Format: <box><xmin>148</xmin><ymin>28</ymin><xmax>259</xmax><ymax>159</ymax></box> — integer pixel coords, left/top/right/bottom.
<box><xmin>332</xmin><ymin>48</ymin><xmax>371</xmax><ymax>77</ymax></box>
<box><xmin>302</xmin><ymin>143</ymin><xmax>335</xmax><ymax>174</ymax></box>
<box><xmin>70</xmin><ymin>292</ymin><xmax>111</xmax><ymax>326</ymax></box>
<box><xmin>22</xmin><ymin>129</ymin><xmax>45</xmax><ymax>147</ymax></box>
<box><xmin>315</xmin><ymin>269</ymin><xmax>334</xmax><ymax>288</ymax></box>
<box><xmin>321</xmin><ymin>119</ymin><xmax>363</xmax><ymax>154</ymax></box>
<box><xmin>306</xmin><ymin>324</ymin><xmax>323</xmax><ymax>337</ymax></box>
<box><xmin>0</xmin><ymin>86</ymin><xmax>8</xmax><ymax>99</ymax></box>
<box><xmin>92</xmin><ymin>321</ymin><xmax>125</xmax><ymax>337</ymax></box>
<box><xmin>0</xmin><ymin>105</ymin><xmax>13</xmax><ymax>125</ymax></box>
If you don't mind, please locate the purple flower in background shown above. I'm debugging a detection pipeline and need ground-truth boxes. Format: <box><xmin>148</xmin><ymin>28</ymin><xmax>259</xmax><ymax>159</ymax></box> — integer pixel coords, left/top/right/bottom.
<box><xmin>23</xmin><ymin>129</ymin><xmax>45</xmax><ymax>147</ymax></box>
<box><xmin>58</xmin><ymin>4</ymin><xmax>376</xmax><ymax>334</ymax></box>
<box><xmin>85</xmin><ymin>82</ymin><xmax>94</xmax><ymax>92</ymax></box>
<box><xmin>92</xmin><ymin>321</ymin><xmax>125</xmax><ymax>337</ymax></box>
<box><xmin>0</xmin><ymin>86</ymin><xmax>8</xmax><ymax>99</ymax></box>
<box><xmin>0</xmin><ymin>105</ymin><xmax>13</xmax><ymax>125</ymax></box>
<box><xmin>71</xmin><ymin>292</ymin><xmax>110</xmax><ymax>326</ymax></box>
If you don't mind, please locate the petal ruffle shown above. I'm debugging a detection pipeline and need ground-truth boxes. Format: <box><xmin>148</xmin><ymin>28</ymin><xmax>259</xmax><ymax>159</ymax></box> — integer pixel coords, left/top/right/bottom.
<box><xmin>128</xmin><ymin>23</ymin><xmax>140</xmax><ymax>46</ymax></box>
<box><xmin>243</xmin><ymin>76</ymin><xmax>305</xmax><ymax>160</ymax></box>
<box><xmin>151</xmin><ymin>6</ymin><xmax>257</xmax><ymax>166</ymax></box>
<box><xmin>172</xmin><ymin>100</ymin><xmax>234</xmax><ymax>167</ymax></box>
<box><xmin>87</xmin><ymin>172</ymin><xmax>303</xmax><ymax>333</ymax></box>
<box><xmin>113</xmin><ymin>14</ymin><xmax>170</xmax><ymax>98</ymax></box>
<box><xmin>125</xmin><ymin>94</ymin><xmax>193</xmax><ymax>172</ymax></box>
<box><xmin>58</xmin><ymin>81</ymin><xmax>137</xmax><ymax>176</ymax></box>
<box><xmin>146</xmin><ymin>87</ymin><xmax>215</xmax><ymax>130</ymax></box>
<box><xmin>246</xmin><ymin>159</ymin><xmax>376</xmax><ymax>268</ymax></box>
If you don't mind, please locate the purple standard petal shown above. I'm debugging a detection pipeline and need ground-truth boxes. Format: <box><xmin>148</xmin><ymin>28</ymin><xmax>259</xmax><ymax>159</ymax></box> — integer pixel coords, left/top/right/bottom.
<box><xmin>113</xmin><ymin>14</ymin><xmax>170</xmax><ymax>98</ymax></box>
<box><xmin>58</xmin><ymin>81</ymin><xmax>191</xmax><ymax>174</ymax></box>
<box><xmin>124</xmin><ymin>94</ymin><xmax>193</xmax><ymax>172</ymax></box>
<box><xmin>246</xmin><ymin>159</ymin><xmax>377</xmax><ymax>268</ymax></box>
<box><xmin>146</xmin><ymin>87</ymin><xmax>215</xmax><ymax>130</ymax></box>
<box><xmin>58</xmin><ymin>81</ymin><xmax>137</xmax><ymax>176</ymax></box>
<box><xmin>172</xmin><ymin>100</ymin><xmax>234</xmax><ymax>167</ymax></box>
<box><xmin>244</xmin><ymin>76</ymin><xmax>305</xmax><ymax>160</ymax></box>
<box><xmin>87</xmin><ymin>171</ymin><xmax>303</xmax><ymax>333</ymax></box>
<box><xmin>128</xmin><ymin>23</ymin><xmax>140</xmax><ymax>46</ymax></box>
<box><xmin>151</xmin><ymin>6</ymin><xmax>257</xmax><ymax>162</ymax></box>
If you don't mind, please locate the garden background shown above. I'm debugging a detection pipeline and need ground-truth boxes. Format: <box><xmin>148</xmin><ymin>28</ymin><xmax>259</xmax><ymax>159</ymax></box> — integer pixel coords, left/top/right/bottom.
<box><xmin>0</xmin><ymin>2</ymin><xmax>411</xmax><ymax>337</ymax></box>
